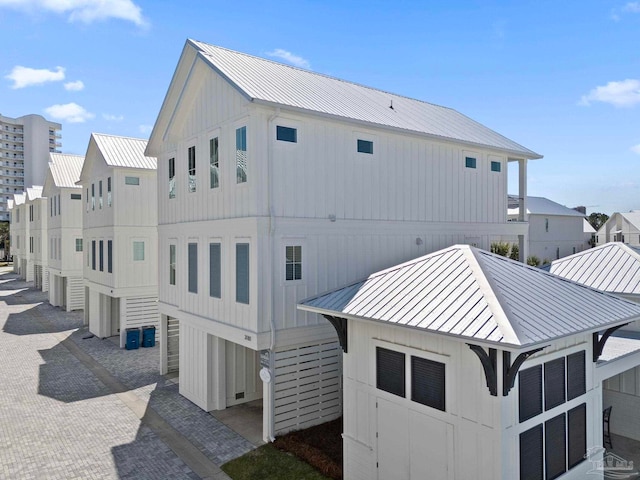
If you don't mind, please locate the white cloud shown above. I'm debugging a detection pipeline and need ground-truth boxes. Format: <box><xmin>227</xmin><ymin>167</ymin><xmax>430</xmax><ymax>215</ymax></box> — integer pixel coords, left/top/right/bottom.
<box><xmin>632</xmin><ymin>144</ymin><xmax>640</xmax><ymax>155</ymax></box>
<box><xmin>266</xmin><ymin>49</ymin><xmax>311</xmax><ymax>69</ymax></box>
<box><xmin>5</xmin><ymin>65</ymin><xmax>65</xmax><ymax>89</ymax></box>
<box><xmin>64</xmin><ymin>80</ymin><xmax>84</xmax><ymax>91</ymax></box>
<box><xmin>138</xmin><ymin>124</ymin><xmax>152</xmax><ymax>135</ymax></box>
<box><xmin>624</xmin><ymin>2</ymin><xmax>640</xmax><ymax>13</ymax></box>
<box><xmin>0</xmin><ymin>0</ymin><xmax>147</xmax><ymax>27</ymax></box>
<box><xmin>579</xmin><ymin>79</ymin><xmax>640</xmax><ymax>107</ymax></box>
<box><xmin>44</xmin><ymin>102</ymin><xmax>94</xmax><ymax>123</ymax></box>
<box><xmin>103</xmin><ymin>113</ymin><xmax>124</xmax><ymax>121</ymax></box>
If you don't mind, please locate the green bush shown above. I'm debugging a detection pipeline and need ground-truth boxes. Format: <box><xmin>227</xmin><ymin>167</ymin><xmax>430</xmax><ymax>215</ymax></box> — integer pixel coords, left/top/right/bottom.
<box><xmin>527</xmin><ymin>256</ymin><xmax>541</xmax><ymax>267</ymax></box>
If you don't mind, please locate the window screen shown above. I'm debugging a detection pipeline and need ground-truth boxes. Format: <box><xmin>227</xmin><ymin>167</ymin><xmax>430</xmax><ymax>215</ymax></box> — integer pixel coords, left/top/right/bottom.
<box><xmin>519</xmin><ymin>365</ymin><xmax>543</xmax><ymax>422</ymax></box>
<box><xmin>277</xmin><ymin>126</ymin><xmax>297</xmax><ymax>143</ymax></box>
<box><xmin>544</xmin><ymin>358</ymin><xmax>566</xmax><ymax>411</ymax></box>
<box><xmin>357</xmin><ymin>139</ymin><xmax>373</xmax><ymax>154</ymax></box>
<box><xmin>567</xmin><ymin>403</ymin><xmax>586</xmax><ymax>469</ymax></box>
<box><xmin>236</xmin><ymin>243</ymin><xmax>249</xmax><ymax>304</ymax></box>
<box><xmin>545</xmin><ymin>414</ymin><xmax>567</xmax><ymax>480</ymax></box>
<box><xmin>188</xmin><ymin>243</ymin><xmax>198</xmax><ymax>293</ymax></box>
<box><xmin>376</xmin><ymin>347</ymin><xmax>405</xmax><ymax>398</ymax></box>
<box><xmin>566</xmin><ymin>351</ymin><xmax>585</xmax><ymax>401</ymax></box>
<box><xmin>520</xmin><ymin>424</ymin><xmax>543</xmax><ymax>480</ymax></box>
<box><xmin>411</xmin><ymin>356</ymin><xmax>445</xmax><ymax>411</ymax></box>
<box><xmin>209</xmin><ymin>243</ymin><xmax>221</xmax><ymax>298</ymax></box>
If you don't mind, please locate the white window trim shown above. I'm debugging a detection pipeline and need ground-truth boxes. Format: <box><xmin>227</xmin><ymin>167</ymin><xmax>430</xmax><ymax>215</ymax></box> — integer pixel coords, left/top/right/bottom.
<box><xmin>132</xmin><ymin>239</ymin><xmax>146</xmax><ymax>262</ymax></box>
<box><xmin>353</xmin><ymin>130</ymin><xmax>377</xmax><ymax>158</ymax></box>
<box><xmin>280</xmin><ymin>238</ymin><xmax>306</xmax><ymax>286</ymax></box>
<box><xmin>208</xmin><ymin>236</ymin><xmax>223</xmax><ymax>300</ymax></box>
<box><xmin>273</xmin><ymin>118</ymin><xmax>302</xmax><ymax>146</ymax></box>
<box><xmin>234</xmin><ymin>119</ymin><xmax>250</xmax><ymax>187</ymax></box>
<box><xmin>234</xmin><ymin>238</ymin><xmax>251</xmax><ymax>305</ymax></box>
<box><xmin>187</xmin><ymin>238</ymin><xmax>199</xmax><ymax>295</ymax></box>
<box><xmin>463</xmin><ymin>150</ymin><xmax>481</xmax><ymax>171</ymax></box>
<box><xmin>168</xmin><ymin>239</ymin><xmax>178</xmax><ymax>287</ymax></box>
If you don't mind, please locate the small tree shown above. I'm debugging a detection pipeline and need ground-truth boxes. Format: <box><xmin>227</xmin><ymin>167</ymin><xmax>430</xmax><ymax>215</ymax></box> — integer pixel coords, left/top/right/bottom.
<box><xmin>509</xmin><ymin>244</ymin><xmax>519</xmax><ymax>261</ymax></box>
<box><xmin>588</xmin><ymin>212</ymin><xmax>609</xmax><ymax>231</ymax></box>
<box><xmin>527</xmin><ymin>255</ymin><xmax>541</xmax><ymax>267</ymax></box>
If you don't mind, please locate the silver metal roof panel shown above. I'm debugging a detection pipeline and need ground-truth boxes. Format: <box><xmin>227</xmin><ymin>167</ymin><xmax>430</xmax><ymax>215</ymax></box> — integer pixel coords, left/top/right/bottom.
<box><xmin>49</xmin><ymin>153</ymin><xmax>84</xmax><ymax>188</ymax></box>
<box><xmin>92</xmin><ymin>133</ymin><xmax>156</xmax><ymax>170</ymax></box>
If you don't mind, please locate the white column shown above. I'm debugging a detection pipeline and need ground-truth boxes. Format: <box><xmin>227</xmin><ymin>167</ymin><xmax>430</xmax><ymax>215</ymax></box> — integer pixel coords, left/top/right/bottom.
<box><xmin>518</xmin><ymin>158</ymin><xmax>529</xmax><ymax>263</ymax></box>
<box><xmin>159</xmin><ymin>314</ymin><xmax>168</xmax><ymax>375</ymax></box>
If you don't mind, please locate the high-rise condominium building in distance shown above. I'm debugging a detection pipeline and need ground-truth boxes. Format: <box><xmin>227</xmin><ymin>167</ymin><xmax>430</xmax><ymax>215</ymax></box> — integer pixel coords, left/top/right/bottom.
<box><xmin>0</xmin><ymin>113</ymin><xmax>62</xmax><ymax>221</ymax></box>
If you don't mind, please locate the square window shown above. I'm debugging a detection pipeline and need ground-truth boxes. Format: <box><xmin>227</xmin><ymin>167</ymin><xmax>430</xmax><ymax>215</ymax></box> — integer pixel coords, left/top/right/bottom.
<box><xmin>276</xmin><ymin>126</ymin><xmax>297</xmax><ymax>143</ymax></box>
<box><xmin>376</xmin><ymin>347</ymin><xmax>405</xmax><ymax>397</ymax></box>
<box><xmin>491</xmin><ymin>161</ymin><xmax>501</xmax><ymax>172</ymax></box>
<box><xmin>285</xmin><ymin>245</ymin><xmax>302</xmax><ymax>281</ymax></box>
<box><xmin>125</xmin><ymin>176</ymin><xmax>140</xmax><ymax>185</ymax></box>
<box><xmin>465</xmin><ymin>156</ymin><xmax>477</xmax><ymax>168</ymax></box>
<box><xmin>357</xmin><ymin>139</ymin><xmax>373</xmax><ymax>154</ymax></box>
<box><xmin>133</xmin><ymin>241</ymin><xmax>145</xmax><ymax>261</ymax></box>
<box><xmin>411</xmin><ymin>356</ymin><xmax>445</xmax><ymax>411</ymax></box>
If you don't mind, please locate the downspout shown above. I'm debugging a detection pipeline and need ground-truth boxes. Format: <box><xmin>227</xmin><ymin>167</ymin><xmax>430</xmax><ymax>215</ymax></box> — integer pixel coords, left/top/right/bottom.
<box><xmin>266</xmin><ymin>107</ymin><xmax>280</xmax><ymax>442</ymax></box>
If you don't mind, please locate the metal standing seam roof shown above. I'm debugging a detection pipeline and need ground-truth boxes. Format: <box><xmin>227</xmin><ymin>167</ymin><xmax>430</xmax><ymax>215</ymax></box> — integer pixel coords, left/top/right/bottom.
<box><xmin>550</xmin><ymin>243</ymin><xmax>640</xmax><ymax>296</ymax></box>
<box><xmin>12</xmin><ymin>193</ymin><xmax>25</xmax><ymax>206</ymax></box>
<box><xmin>92</xmin><ymin>133</ymin><xmax>157</xmax><ymax>170</ymax></box>
<box><xmin>189</xmin><ymin>40</ymin><xmax>541</xmax><ymax>160</ymax></box>
<box><xmin>619</xmin><ymin>211</ymin><xmax>640</xmax><ymax>230</ymax></box>
<box><xmin>507</xmin><ymin>196</ymin><xmax>586</xmax><ymax>217</ymax></box>
<box><xmin>26</xmin><ymin>186</ymin><xmax>43</xmax><ymax>201</ymax></box>
<box><xmin>298</xmin><ymin>245</ymin><xmax>640</xmax><ymax>349</ymax></box>
<box><xmin>48</xmin><ymin>153</ymin><xmax>85</xmax><ymax>188</ymax></box>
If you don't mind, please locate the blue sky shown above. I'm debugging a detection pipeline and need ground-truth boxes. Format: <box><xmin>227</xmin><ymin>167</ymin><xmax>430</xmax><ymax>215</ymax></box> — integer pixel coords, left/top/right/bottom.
<box><xmin>0</xmin><ymin>0</ymin><xmax>638</xmax><ymax>215</ymax></box>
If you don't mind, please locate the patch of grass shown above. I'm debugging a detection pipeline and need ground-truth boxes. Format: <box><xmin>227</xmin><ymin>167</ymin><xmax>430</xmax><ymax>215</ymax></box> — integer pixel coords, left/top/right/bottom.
<box><xmin>222</xmin><ymin>444</ymin><xmax>331</xmax><ymax>480</ymax></box>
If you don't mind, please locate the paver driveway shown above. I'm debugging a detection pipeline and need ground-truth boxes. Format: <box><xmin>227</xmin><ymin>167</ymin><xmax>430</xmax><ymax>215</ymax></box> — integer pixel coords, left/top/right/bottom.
<box><xmin>0</xmin><ymin>270</ymin><xmax>254</xmax><ymax>479</ymax></box>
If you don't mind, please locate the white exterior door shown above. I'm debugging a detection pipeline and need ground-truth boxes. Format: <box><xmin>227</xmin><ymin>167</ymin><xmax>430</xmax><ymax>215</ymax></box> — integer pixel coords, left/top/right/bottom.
<box><xmin>377</xmin><ymin>397</ymin><xmax>452</xmax><ymax>480</ymax></box>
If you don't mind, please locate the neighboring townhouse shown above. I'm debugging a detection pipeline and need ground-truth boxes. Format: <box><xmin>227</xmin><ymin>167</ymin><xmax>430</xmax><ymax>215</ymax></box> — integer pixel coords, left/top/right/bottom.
<box><xmin>584</xmin><ymin>218</ymin><xmax>596</xmax><ymax>248</ymax></box>
<box><xmin>43</xmin><ymin>153</ymin><xmax>85</xmax><ymax>311</ymax></box>
<box><xmin>550</xmin><ymin>242</ymin><xmax>640</xmax><ymax>444</ymax></box>
<box><xmin>507</xmin><ymin>196</ymin><xmax>588</xmax><ymax>262</ymax></box>
<box><xmin>8</xmin><ymin>194</ymin><xmax>26</xmax><ymax>275</ymax></box>
<box><xmin>25</xmin><ymin>186</ymin><xmax>46</xmax><ymax>288</ymax></box>
<box><xmin>300</xmin><ymin>244</ymin><xmax>640</xmax><ymax>480</ymax></box>
<box><xmin>145</xmin><ymin>40</ymin><xmax>541</xmax><ymax>441</ymax></box>
<box><xmin>595</xmin><ymin>211</ymin><xmax>640</xmax><ymax>246</ymax></box>
<box><xmin>79</xmin><ymin>133</ymin><xmax>158</xmax><ymax>347</ymax></box>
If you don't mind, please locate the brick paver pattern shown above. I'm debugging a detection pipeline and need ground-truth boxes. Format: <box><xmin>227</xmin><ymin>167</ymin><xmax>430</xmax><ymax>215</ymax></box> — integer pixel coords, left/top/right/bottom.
<box><xmin>0</xmin><ymin>271</ymin><xmax>254</xmax><ymax>479</ymax></box>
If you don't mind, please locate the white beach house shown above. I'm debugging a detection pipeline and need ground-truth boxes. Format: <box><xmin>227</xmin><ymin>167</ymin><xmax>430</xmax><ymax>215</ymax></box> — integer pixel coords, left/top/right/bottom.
<box><xmin>79</xmin><ymin>133</ymin><xmax>159</xmax><ymax>347</ymax></box>
<box><xmin>595</xmin><ymin>211</ymin><xmax>640</xmax><ymax>247</ymax></box>
<box><xmin>25</xmin><ymin>186</ymin><xmax>47</xmax><ymax>290</ymax></box>
<box><xmin>145</xmin><ymin>39</ymin><xmax>541</xmax><ymax>441</ymax></box>
<box><xmin>8</xmin><ymin>192</ymin><xmax>26</xmax><ymax>277</ymax></box>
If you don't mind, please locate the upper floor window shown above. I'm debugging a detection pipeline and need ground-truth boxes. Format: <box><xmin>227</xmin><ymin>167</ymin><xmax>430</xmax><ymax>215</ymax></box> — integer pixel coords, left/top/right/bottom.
<box><xmin>188</xmin><ymin>146</ymin><xmax>196</xmax><ymax>192</ymax></box>
<box><xmin>107</xmin><ymin>177</ymin><xmax>112</xmax><ymax>206</ymax></box>
<box><xmin>276</xmin><ymin>126</ymin><xmax>297</xmax><ymax>143</ymax></box>
<box><xmin>107</xmin><ymin>240</ymin><xmax>113</xmax><ymax>273</ymax></box>
<box><xmin>210</xmin><ymin>138</ymin><xmax>219</xmax><ymax>189</ymax></box>
<box><xmin>236</xmin><ymin>127</ymin><xmax>247</xmax><ymax>184</ymax></box>
<box><xmin>491</xmin><ymin>161</ymin><xmax>501</xmax><ymax>172</ymax></box>
<box><xmin>285</xmin><ymin>245</ymin><xmax>302</xmax><ymax>281</ymax></box>
<box><xmin>465</xmin><ymin>156</ymin><xmax>477</xmax><ymax>169</ymax></box>
<box><xmin>75</xmin><ymin>238</ymin><xmax>83</xmax><ymax>252</ymax></box>
<box><xmin>86</xmin><ymin>188</ymin><xmax>89</xmax><ymax>212</ymax></box>
<box><xmin>188</xmin><ymin>243</ymin><xmax>198</xmax><ymax>293</ymax></box>
<box><xmin>133</xmin><ymin>241</ymin><xmax>145</xmax><ymax>261</ymax></box>
<box><xmin>99</xmin><ymin>240</ymin><xmax>104</xmax><ymax>271</ymax></box>
<box><xmin>357</xmin><ymin>139</ymin><xmax>373</xmax><ymax>154</ymax></box>
<box><xmin>168</xmin><ymin>157</ymin><xmax>176</xmax><ymax>198</ymax></box>
<box><xmin>169</xmin><ymin>244</ymin><xmax>176</xmax><ymax>286</ymax></box>
<box><xmin>99</xmin><ymin>180</ymin><xmax>103</xmax><ymax>209</ymax></box>
<box><xmin>125</xmin><ymin>176</ymin><xmax>139</xmax><ymax>186</ymax></box>
<box><xmin>545</xmin><ymin>218</ymin><xmax>549</xmax><ymax>232</ymax></box>
<box><xmin>70</xmin><ymin>193</ymin><xmax>81</xmax><ymax>200</ymax></box>
<box><xmin>236</xmin><ymin>243</ymin><xmax>250</xmax><ymax>303</ymax></box>
<box><xmin>209</xmin><ymin>242</ymin><xmax>221</xmax><ymax>298</ymax></box>
<box><xmin>91</xmin><ymin>183</ymin><xmax>95</xmax><ymax>210</ymax></box>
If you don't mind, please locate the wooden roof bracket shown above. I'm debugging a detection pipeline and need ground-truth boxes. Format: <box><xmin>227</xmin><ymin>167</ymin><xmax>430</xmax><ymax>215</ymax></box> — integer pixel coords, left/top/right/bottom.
<box><xmin>593</xmin><ymin>323</ymin><xmax>629</xmax><ymax>362</ymax></box>
<box><xmin>323</xmin><ymin>315</ymin><xmax>348</xmax><ymax>353</ymax></box>
<box><xmin>468</xmin><ymin>344</ymin><xmax>498</xmax><ymax>396</ymax></box>
<box><xmin>503</xmin><ymin>348</ymin><xmax>545</xmax><ymax>396</ymax></box>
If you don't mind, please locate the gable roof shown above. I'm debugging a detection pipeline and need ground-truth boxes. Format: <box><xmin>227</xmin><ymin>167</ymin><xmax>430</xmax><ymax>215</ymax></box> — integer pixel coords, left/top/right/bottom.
<box><xmin>620</xmin><ymin>211</ymin><xmax>640</xmax><ymax>229</ymax></box>
<box><xmin>508</xmin><ymin>196</ymin><xmax>585</xmax><ymax>217</ymax></box>
<box><xmin>92</xmin><ymin>133</ymin><xmax>156</xmax><ymax>170</ymax></box>
<box><xmin>48</xmin><ymin>153</ymin><xmax>84</xmax><ymax>188</ymax></box>
<box><xmin>26</xmin><ymin>186</ymin><xmax>43</xmax><ymax>201</ymax></box>
<box><xmin>148</xmin><ymin>39</ymin><xmax>542</xmax><ymax>160</ymax></box>
<box><xmin>298</xmin><ymin>245</ymin><xmax>640</xmax><ymax>349</ymax></box>
<box><xmin>584</xmin><ymin>219</ymin><xmax>596</xmax><ymax>234</ymax></box>
<box><xmin>550</xmin><ymin>243</ymin><xmax>640</xmax><ymax>295</ymax></box>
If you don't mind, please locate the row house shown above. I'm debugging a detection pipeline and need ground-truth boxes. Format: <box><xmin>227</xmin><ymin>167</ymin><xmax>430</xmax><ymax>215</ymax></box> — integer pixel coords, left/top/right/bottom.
<box><xmin>595</xmin><ymin>211</ymin><xmax>640</xmax><ymax>247</ymax></box>
<box><xmin>79</xmin><ymin>133</ymin><xmax>159</xmax><ymax>347</ymax></box>
<box><xmin>145</xmin><ymin>40</ymin><xmax>541</xmax><ymax>442</ymax></box>
<box><xmin>25</xmin><ymin>186</ymin><xmax>46</xmax><ymax>288</ymax></box>
<box><xmin>8</xmin><ymin>193</ymin><xmax>26</xmax><ymax>278</ymax></box>
<box><xmin>43</xmin><ymin>153</ymin><xmax>85</xmax><ymax>311</ymax></box>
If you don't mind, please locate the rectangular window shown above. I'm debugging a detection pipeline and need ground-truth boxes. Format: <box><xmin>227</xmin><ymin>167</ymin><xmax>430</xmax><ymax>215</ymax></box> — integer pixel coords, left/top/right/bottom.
<box><xmin>92</xmin><ymin>240</ymin><xmax>96</xmax><ymax>270</ymax></box>
<box><xmin>169</xmin><ymin>157</ymin><xmax>176</xmax><ymax>198</ymax></box>
<box><xmin>236</xmin><ymin>243</ymin><xmax>250</xmax><ymax>303</ymax></box>
<box><xmin>58</xmin><ymin>194</ymin><xmax>61</xmax><ymax>215</ymax></box>
<box><xmin>99</xmin><ymin>180</ymin><xmax>103</xmax><ymax>209</ymax></box>
<box><xmin>209</xmin><ymin>242</ymin><xmax>221</xmax><ymax>298</ymax></box>
<box><xmin>188</xmin><ymin>146</ymin><xmax>196</xmax><ymax>192</ymax></box>
<box><xmin>75</xmin><ymin>238</ymin><xmax>83</xmax><ymax>252</ymax></box>
<box><xmin>107</xmin><ymin>240</ymin><xmax>112</xmax><ymax>273</ymax></box>
<box><xmin>545</xmin><ymin>414</ymin><xmax>567</xmax><ymax>480</ymax></box>
<box><xmin>285</xmin><ymin>245</ymin><xmax>302</xmax><ymax>281</ymax></box>
<box><xmin>86</xmin><ymin>188</ymin><xmax>89</xmax><ymax>212</ymax></box>
<box><xmin>465</xmin><ymin>156</ymin><xmax>477</xmax><ymax>168</ymax></box>
<box><xmin>544</xmin><ymin>357</ymin><xmax>566</xmax><ymax>411</ymax></box>
<box><xmin>133</xmin><ymin>241</ymin><xmax>145</xmax><ymax>261</ymax></box>
<box><xmin>209</xmin><ymin>138</ymin><xmax>219</xmax><ymax>189</ymax></box>
<box><xmin>357</xmin><ymin>139</ymin><xmax>373</xmax><ymax>154</ymax></box>
<box><xmin>188</xmin><ymin>243</ymin><xmax>198</xmax><ymax>293</ymax></box>
<box><xmin>50</xmin><ymin>198</ymin><xmax>53</xmax><ymax>217</ymax></box>
<box><xmin>491</xmin><ymin>161</ymin><xmax>501</xmax><ymax>172</ymax></box>
<box><xmin>411</xmin><ymin>356</ymin><xmax>445</xmax><ymax>411</ymax></box>
<box><xmin>276</xmin><ymin>126</ymin><xmax>297</xmax><ymax>143</ymax></box>
<box><xmin>169</xmin><ymin>244</ymin><xmax>176</xmax><ymax>286</ymax></box>
<box><xmin>107</xmin><ymin>177</ymin><xmax>112</xmax><ymax>206</ymax></box>
<box><xmin>99</xmin><ymin>240</ymin><xmax>104</xmax><ymax>271</ymax></box>
<box><xmin>376</xmin><ymin>347</ymin><xmax>405</xmax><ymax>397</ymax></box>
<box><xmin>125</xmin><ymin>176</ymin><xmax>140</xmax><ymax>185</ymax></box>
<box><xmin>567</xmin><ymin>404</ymin><xmax>586</xmax><ymax>469</ymax></box>
<box><xmin>519</xmin><ymin>365</ymin><xmax>543</xmax><ymax>422</ymax></box>
<box><xmin>519</xmin><ymin>425</ymin><xmax>543</xmax><ymax>480</ymax></box>
<box><xmin>91</xmin><ymin>183</ymin><xmax>95</xmax><ymax>210</ymax></box>
<box><xmin>545</xmin><ymin>218</ymin><xmax>549</xmax><ymax>232</ymax></box>
<box><xmin>566</xmin><ymin>351</ymin><xmax>585</xmax><ymax>400</ymax></box>
<box><xmin>70</xmin><ymin>193</ymin><xmax>81</xmax><ymax>200</ymax></box>
<box><xmin>236</xmin><ymin>126</ymin><xmax>247</xmax><ymax>184</ymax></box>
